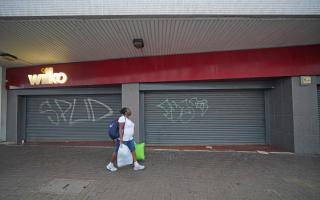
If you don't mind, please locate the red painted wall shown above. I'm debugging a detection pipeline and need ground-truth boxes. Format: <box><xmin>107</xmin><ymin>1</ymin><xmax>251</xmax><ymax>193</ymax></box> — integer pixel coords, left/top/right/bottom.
<box><xmin>6</xmin><ymin>45</ymin><xmax>320</xmax><ymax>89</ymax></box>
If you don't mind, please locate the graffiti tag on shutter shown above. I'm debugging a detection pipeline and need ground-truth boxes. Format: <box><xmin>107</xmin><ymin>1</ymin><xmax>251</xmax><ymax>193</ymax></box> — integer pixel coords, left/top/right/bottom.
<box><xmin>157</xmin><ymin>97</ymin><xmax>208</xmax><ymax>123</ymax></box>
<box><xmin>39</xmin><ymin>98</ymin><xmax>113</xmax><ymax>126</ymax></box>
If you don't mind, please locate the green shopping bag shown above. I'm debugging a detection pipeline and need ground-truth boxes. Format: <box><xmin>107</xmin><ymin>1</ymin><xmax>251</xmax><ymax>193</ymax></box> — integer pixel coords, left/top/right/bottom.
<box><xmin>135</xmin><ymin>142</ymin><xmax>145</xmax><ymax>161</ymax></box>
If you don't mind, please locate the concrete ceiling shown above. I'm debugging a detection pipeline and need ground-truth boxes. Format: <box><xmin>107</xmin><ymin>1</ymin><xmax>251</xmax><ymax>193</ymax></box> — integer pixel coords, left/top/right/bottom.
<box><xmin>1</xmin><ymin>16</ymin><xmax>320</xmax><ymax>68</ymax></box>
<box><xmin>1</xmin><ymin>0</ymin><xmax>320</xmax><ymax>68</ymax></box>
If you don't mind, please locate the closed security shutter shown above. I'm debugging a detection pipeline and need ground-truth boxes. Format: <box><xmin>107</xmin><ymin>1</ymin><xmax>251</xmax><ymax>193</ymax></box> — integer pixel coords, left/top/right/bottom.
<box><xmin>26</xmin><ymin>94</ymin><xmax>121</xmax><ymax>142</ymax></box>
<box><xmin>144</xmin><ymin>90</ymin><xmax>265</xmax><ymax>145</ymax></box>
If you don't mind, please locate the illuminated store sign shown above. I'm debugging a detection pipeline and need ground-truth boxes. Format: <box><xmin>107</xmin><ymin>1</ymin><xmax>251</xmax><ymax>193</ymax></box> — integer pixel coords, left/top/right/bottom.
<box><xmin>28</xmin><ymin>67</ymin><xmax>68</xmax><ymax>86</ymax></box>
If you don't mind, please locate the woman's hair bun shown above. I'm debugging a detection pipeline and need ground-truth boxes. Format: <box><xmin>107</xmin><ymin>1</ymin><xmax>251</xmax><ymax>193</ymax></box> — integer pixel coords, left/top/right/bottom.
<box><xmin>120</xmin><ymin>107</ymin><xmax>128</xmax><ymax>114</ymax></box>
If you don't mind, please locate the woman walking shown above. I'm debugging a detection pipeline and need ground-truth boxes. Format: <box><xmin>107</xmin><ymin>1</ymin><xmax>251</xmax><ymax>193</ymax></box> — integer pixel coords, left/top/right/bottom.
<box><xmin>106</xmin><ymin>107</ymin><xmax>145</xmax><ymax>172</ymax></box>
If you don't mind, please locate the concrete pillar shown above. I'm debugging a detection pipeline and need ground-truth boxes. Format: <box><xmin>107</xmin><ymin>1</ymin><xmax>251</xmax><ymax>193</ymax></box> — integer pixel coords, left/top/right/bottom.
<box><xmin>269</xmin><ymin>77</ymin><xmax>320</xmax><ymax>153</ymax></box>
<box><xmin>0</xmin><ymin>66</ymin><xmax>7</xmax><ymax>142</ymax></box>
<box><xmin>121</xmin><ymin>84</ymin><xmax>141</xmax><ymax>142</ymax></box>
<box><xmin>6</xmin><ymin>90</ymin><xmax>18</xmax><ymax>143</ymax></box>
<box><xmin>291</xmin><ymin>76</ymin><xmax>320</xmax><ymax>154</ymax></box>
<box><xmin>269</xmin><ymin>78</ymin><xmax>295</xmax><ymax>152</ymax></box>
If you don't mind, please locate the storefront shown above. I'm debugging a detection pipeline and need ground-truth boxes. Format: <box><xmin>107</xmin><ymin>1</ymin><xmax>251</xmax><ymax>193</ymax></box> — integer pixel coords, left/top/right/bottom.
<box><xmin>8</xmin><ymin>87</ymin><xmax>121</xmax><ymax>143</ymax></box>
<box><xmin>140</xmin><ymin>85</ymin><xmax>270</xmax><ymax>145</ymax></box>
<box><xmin>25</xmin><ymin>93</ymin><xmax>121</xmax><ymax>142</ymax></box>
<box><xmin>4</xmin><ymin>45</ymin><xmax>320</xmax><ymax>153</ymax></box>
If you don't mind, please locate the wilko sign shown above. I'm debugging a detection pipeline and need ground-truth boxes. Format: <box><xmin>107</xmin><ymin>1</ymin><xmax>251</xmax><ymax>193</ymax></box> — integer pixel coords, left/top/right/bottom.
<box><xmin>28</xmin><ymin>67</ymin><xmax>68</xmax><ymax>86</ymax></box>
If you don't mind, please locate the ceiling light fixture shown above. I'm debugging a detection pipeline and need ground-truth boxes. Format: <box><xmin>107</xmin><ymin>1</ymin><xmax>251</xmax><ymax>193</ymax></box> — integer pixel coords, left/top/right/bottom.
<box><xmin>133</xmin><ymin>38</ymin><xmax>144</xmax><ymax>49</ymax></box>
<box><xmin>0</xmin><ymin>53</ymin><xmax>18</xmax><ymax>61</ymax></box>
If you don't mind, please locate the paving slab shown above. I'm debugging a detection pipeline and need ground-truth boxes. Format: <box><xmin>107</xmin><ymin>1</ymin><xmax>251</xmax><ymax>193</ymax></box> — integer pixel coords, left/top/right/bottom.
<box><xmin>0</xmin><ymin>145</ymin><xmax>319</xmax><ymax>200</ymax></box>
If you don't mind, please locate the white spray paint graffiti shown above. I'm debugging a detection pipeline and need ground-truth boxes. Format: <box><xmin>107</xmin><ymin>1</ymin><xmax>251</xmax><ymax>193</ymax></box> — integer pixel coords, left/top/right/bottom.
<box><xmin>157</xmin><ymin>97</ymin><xmax>209</xmax><ymax>123</ymax></box>
<box><xmin>39</xmin><ymin>100</ymin><xmax>60</xmax><ymax>126</ymax></box>
<box><xmin>39</xmin><ymin>98</ymin><xmax>113</xmax><ymax>126</ymax></box>
<box><xmin>188</xmin><ymin>97</ymin><xmax>209</xmax><ymax>116</ymax></box>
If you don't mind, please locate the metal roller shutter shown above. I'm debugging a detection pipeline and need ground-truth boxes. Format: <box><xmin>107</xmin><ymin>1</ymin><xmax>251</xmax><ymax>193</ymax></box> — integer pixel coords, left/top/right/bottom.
<box><xmin>144</xmin><ymin>90</ymin><xmax>266</xmax><ymax>145</ymax></box>
<box><xmin>26</xmin><ymin>94</ymin><xmax>121</xmax><ymax>142</ymax></box>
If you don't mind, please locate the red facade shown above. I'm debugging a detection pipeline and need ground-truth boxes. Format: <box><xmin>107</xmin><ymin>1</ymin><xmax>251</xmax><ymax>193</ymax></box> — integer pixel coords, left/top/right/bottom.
<box><xmin>6</xmin><ymin>45</ymin><xmax>320</xmax><ymax>89</ymax></box>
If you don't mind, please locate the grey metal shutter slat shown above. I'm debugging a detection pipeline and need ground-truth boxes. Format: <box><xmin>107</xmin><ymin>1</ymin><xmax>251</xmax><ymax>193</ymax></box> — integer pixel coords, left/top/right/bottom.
<box><xmin>144</xmin><ymin>90</ymin><xmax>265</xmax><ymax>145</ymax></box>
<box><xmin>26</xmin><ymin>94</ymin><xmax>121</xmax><ymax>142</ymax></box>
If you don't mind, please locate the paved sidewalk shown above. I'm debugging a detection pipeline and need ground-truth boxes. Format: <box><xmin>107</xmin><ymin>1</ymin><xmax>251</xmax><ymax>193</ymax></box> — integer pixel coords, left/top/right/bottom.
<box><xmin>0</xmin><ymin>145</ymin><xmax>319</xmax><ymax>200</ymax></box>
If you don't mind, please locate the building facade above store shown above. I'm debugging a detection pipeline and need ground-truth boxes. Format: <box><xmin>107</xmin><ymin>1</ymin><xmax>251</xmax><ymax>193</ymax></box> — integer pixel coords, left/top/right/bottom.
<box><xmin>0</xmin><ymin>0</ymin><xmax>319</xmax><ymax>68</ymax></box>
<box><xmin>6</xmin><ymin>45</ymin><xmax>320</xmax><ymax>89</ymax></box>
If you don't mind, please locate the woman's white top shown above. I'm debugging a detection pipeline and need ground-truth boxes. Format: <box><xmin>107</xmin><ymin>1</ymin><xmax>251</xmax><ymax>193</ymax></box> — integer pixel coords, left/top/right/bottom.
<box><xmin>118</xmin><ymin>116</ymin><xmax>134</xmax><ymax>141</ymax></box>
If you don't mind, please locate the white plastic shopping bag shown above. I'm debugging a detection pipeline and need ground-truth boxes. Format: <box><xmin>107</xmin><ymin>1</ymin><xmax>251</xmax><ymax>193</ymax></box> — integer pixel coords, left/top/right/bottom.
<box><xmin>117</xmin><ymin>144</ymin><xmax>133</xmax><ymax>167</ymax></box>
